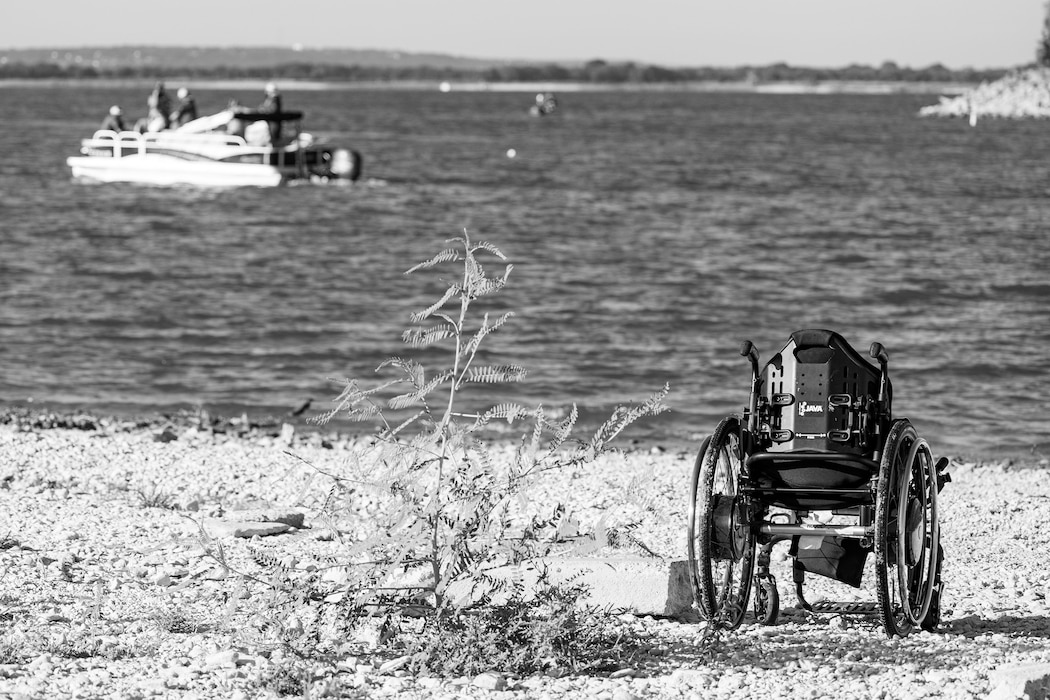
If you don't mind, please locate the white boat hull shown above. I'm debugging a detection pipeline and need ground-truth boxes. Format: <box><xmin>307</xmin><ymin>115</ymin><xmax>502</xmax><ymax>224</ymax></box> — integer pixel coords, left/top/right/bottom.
<box><xmin>67</xmin><ymin>153</ymin><xmax>287</xmax><ymax>188</ymax></box>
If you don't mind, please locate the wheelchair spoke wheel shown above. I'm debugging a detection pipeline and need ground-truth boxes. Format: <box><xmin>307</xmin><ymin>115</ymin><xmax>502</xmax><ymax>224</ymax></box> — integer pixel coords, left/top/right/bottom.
<box><xmin>686</xmin><ymin>416</ymin><xmax>755</xmax><ymax>629</ymax></box>
<box><xmin>875</xmin><ymin>420</ymin><xmax>940</xmax><ymax>637</ymax></box>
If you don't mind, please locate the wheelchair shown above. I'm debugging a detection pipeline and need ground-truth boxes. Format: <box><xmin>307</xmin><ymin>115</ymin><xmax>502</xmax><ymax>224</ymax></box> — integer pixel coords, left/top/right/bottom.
<box><xmin>686</xmin><ymin>329</ymin><xmax>950</xmax><ymax>637</ymax></box>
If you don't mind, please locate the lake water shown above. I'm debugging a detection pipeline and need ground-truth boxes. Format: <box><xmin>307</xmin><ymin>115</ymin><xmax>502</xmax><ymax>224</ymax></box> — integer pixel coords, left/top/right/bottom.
<box><xmin>1</xmin><ymin>83</ymin><xmax>1047</xmax><ymax>459</ymax></box>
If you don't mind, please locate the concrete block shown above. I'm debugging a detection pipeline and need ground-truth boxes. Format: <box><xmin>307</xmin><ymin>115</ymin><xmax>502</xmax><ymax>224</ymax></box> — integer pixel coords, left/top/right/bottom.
<box><xmin>445</xmin><ymin>557</ymin><xmax>694</xmax><ymax>618</ymax></box>
<box><xmin>533</xmin><ymin>557</ymin><xmax>693</xmax><ymax>617</ymax></box>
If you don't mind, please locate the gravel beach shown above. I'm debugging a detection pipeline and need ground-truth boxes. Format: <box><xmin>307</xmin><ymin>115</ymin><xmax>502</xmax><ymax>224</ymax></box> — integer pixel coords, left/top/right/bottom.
<box><xmin>1</xmin><ymin>417</ymin><xmax>1049</xmax><ymax>699</ymax></box>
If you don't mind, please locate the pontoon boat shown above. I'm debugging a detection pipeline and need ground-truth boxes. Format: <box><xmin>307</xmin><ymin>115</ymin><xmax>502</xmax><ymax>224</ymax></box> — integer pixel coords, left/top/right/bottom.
<box><xmin>67</xmin><ymin>111</ymin><xmax>362</xmax><ymax>187</ymax></box>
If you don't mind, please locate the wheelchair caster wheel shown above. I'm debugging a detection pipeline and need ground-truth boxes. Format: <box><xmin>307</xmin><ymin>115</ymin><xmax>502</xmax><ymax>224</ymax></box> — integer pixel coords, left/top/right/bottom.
<box><xmin>754</xmin><ymin>576</ymin><xmax>779</xmax><ymax>625</ymax></box>
<box><xmin>921</xmin><ymin>587</ymin><xmax>942</xmax><ymax>631</ymax></box>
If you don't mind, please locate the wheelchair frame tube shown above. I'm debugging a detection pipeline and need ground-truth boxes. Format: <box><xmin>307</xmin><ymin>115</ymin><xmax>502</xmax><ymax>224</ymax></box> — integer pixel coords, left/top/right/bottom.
<box><xmin>870</xmin><ymin>342</ymin><xmax>890</xmax><ymax>462</ymax></box>
<box><xmin>759</xmin><ymin>523</ymin><xmax>873</xmax><ymax>538</ymax></box>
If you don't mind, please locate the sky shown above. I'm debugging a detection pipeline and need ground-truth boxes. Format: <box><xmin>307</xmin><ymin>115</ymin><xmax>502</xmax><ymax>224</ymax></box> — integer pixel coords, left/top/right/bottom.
<box><xmin>2</xmin><ymin>1</ymin><xmax>1045</xmax><ymax>69</ymax></box>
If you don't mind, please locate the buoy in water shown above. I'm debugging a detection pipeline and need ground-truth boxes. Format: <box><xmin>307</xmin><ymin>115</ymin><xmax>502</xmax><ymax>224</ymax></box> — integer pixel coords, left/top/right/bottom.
<box><xmin>439</xmin><ymin>81</ymin><xmax>452</xmax><ymax>93</ymax></box>
<box><xmin>506</xmin><ymin>148</ymin><xmax>517</xmax><ymax>158</ymax></box>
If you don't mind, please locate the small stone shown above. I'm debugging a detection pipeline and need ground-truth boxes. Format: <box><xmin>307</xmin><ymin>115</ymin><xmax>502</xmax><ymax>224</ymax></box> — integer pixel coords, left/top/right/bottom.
<box><xmin>204</xmin><ymin>650</ymin><xmax>240</xmax><ymax>668</ymax></box>
<box><xmin>377</xmin><ymin>656</ymin><xmax>410</xmax><ymax>675</ymax></box>
<box><xmin>828</xmin><ymin>615</ymin><xmax>847</xmax><ymax>630</ymax></box>
<box><xmin>670</xmin><ymin>669</ymin><xmax>710</xmax><ymax>688</ymax></box>
<box><xmin>473</xmin><ymin>672</ymin><xmax>507</xmax><ymax>691</ymax></box>
<box><xmin>202</xmin><ymin>566</ymin><xmax>228</xmax><ymax>581</ymax></box>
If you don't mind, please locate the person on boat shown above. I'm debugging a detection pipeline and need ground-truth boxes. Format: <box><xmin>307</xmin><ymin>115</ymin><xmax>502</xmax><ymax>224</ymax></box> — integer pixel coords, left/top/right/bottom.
<box><xmin>258</xmin><ymin>82</ymin><xmax>283</xmax><ymax>114</ymax></box>
<box><xmin>145</xmin><ymin>81</ymin><xmax>172</xmax><ymax>132</ymax></box>
<box><xmin>100</xmin><ymin>105</ymin><xmax>126</xmax><ymax>132</ymax></box>
<box><xmin>170</xmin><ymin>87</ymin><xmax>198</xmax><ymax>127</ymax></box>
<box><xmin>256</xmin><ymin>82</ymin><xmax>283</xmax><ymax>143</ymax></box>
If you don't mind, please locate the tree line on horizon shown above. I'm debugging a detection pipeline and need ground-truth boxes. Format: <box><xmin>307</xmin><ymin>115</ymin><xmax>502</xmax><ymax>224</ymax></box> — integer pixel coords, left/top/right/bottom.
<box><xmin>1039</xmin><ymin>0</ymin><xmax>1050</xmax><ymax>66</ymax></box>
<box><xmin>0</xmin><ymin>59</ymin><xmax>1011</xmax><ymax>85</ymax></box>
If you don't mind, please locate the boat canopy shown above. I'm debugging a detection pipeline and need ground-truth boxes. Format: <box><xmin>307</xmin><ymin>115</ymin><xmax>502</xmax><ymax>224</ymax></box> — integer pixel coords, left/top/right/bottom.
<box><xmin>231</xmin><ymin>110</ymin><xmax>304</xmax><ymax>123</ymax></box>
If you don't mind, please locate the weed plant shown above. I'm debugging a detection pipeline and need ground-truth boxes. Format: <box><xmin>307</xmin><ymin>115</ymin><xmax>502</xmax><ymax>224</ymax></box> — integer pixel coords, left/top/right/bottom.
<box><xmin>133</xmin><ymin>483</ymin><xmax>174</xmax><ymax>510</ymax></box>
<box><xmin>405</xmin><ymin>573</ymin><xmax>647</xmax><ymax>677</ymax></box>
<box><xmin>302</xmin><ymin>232</ymin><xmax>669</xmax><ymax>674</ymax></box>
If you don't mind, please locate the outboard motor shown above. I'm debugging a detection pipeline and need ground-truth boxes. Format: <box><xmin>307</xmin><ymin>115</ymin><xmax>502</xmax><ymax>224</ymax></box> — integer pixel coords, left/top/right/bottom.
<box><xmin>330</xmin><ymin>148</ymin><xmax>363</xmax><ymax>182</ymax></box>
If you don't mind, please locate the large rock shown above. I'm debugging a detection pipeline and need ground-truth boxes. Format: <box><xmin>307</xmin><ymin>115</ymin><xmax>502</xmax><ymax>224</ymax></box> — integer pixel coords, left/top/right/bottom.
<box><xmin>988</xmin><ymin>663</ymin><xmax>1050</xmax><ymax>700</ymax></box>
<box><xmin>223</xmin><ymin>508</ymin><xmax>305</xmax><ymax>528</ymax></box>
<box><xmin>203</xmin><ymin>519</ymin><xmax>292</xmax><ymax>538</ymax></box>
<box><xmin>920</xmin><ymin>67</ymin><xmax>1050</xmax><ymax>119</ymax></box>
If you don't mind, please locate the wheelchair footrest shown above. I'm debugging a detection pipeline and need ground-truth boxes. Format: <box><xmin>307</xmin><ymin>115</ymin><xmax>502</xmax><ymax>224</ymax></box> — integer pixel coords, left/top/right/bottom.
<box><xmin>808</xmin><ymin>600</ymin><xmax>880</xmax><ymax>615</ymax></box>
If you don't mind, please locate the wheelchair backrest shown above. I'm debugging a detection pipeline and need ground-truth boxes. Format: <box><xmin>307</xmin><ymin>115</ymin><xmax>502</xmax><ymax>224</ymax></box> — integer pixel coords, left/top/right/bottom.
<box><xmin>758</xmin><ymin>329</ymin><xmax>888</xmax><ymax>455</ymax></box>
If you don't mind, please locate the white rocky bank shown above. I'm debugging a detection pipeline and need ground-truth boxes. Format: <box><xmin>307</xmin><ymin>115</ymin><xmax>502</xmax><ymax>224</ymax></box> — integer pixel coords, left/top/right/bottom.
<box><xmin>920</xmin><ymin>66</ymin><xmax>1050</xmax><ymax>118</ymax></box>
<box><xmin>1</xmin><ymin>423</ymin><xmax>1049</xmax><ymax>700</ymax></box>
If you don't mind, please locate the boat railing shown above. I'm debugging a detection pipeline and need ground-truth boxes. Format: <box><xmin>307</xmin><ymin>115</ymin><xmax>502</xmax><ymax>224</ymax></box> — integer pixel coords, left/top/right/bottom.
<box><xmin>143</xmin><ymin>131</ymin><xmax>249</xmax><ymax>149</ymax></box>
<box><xmin>85</xmin><ymin>129</ymin><xmax>250</xmax><ymax>156</ymax></box>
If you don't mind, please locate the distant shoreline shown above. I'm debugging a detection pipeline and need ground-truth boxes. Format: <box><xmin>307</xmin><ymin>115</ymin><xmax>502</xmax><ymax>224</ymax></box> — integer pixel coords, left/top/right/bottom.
<box><xmin>0</xmin><ymin>77</ymin><xmax>974</xmax><ymax>95</ymax></box>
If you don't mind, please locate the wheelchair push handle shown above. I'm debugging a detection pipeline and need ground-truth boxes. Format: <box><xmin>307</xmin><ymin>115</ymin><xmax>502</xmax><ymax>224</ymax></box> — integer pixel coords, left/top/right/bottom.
<box><xmin>740</xmin><ymin>340</ymin><xmax>760</xmax><ymax>377</ymax></box>
<box><xmin>869</xmin><ymin>341</ymin><xmax>891</xmax><ymax>414</ymax></box>
<box><xmin>740</xmin><ymin>340</ymin><xmax>762</xmax><ymax>433</ymax></box>
<box><xmin>869</xmin><ymin>342</ymin><xmax>889</xmax><ymax>366</ymax></box>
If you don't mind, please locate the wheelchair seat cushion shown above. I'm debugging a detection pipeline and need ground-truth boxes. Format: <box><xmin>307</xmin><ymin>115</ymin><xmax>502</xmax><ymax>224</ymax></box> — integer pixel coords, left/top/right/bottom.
<box><xmin>746</xmin><ymin>451</ymin><xmax>879</xmax><ymax>509</ymax></box>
